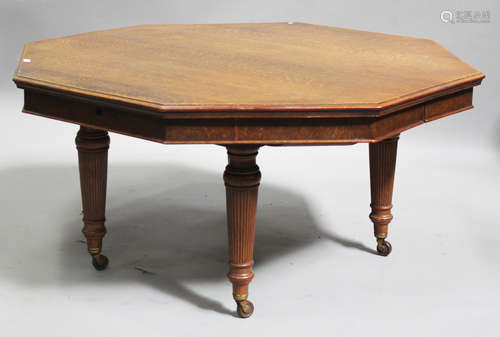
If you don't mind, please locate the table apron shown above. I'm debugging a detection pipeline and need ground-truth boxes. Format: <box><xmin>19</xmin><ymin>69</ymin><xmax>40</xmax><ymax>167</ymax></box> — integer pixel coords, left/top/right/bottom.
<box><xmin>21</xmin><ymin>88</ymin><xmax>474</xmax><ymax>145</ymax></box>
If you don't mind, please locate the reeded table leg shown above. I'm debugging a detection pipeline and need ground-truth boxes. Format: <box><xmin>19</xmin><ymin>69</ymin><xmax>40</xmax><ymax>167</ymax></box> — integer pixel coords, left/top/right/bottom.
<box><xmin>369</xmin><ymin>135</ymin><xmax>399</xmax><ymax>256</ymax></box>
<box><xmin>75</xmin><ymin>126</ymin><xmax>110</xmax><ymax>270</ymax></box>
<box><xmin>223</xmin><ymin>145</ymin><xmax>261</xmax><ymax>318</ymax></box>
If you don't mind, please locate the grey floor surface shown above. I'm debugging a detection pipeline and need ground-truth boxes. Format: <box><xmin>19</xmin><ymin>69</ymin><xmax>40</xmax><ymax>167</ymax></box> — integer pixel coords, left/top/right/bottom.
<box><xmin>1</xmin><ymin>93</ymin><xmax>499</xmax><ymax>336</ymax></box>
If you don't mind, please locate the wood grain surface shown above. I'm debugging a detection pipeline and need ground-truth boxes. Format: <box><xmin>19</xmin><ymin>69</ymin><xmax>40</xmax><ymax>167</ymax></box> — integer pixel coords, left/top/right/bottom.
<box><xmin>13</xmin><ymin>22</ymin><xmax>484</xmax><ymax>113</ymax></box>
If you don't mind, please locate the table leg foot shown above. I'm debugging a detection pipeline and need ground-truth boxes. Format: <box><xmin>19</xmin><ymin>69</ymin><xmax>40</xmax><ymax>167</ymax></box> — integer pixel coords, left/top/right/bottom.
<box><xmin>91</xmin><ymin>254</ymin><xmax>109</xmax><ymax>271</ymax></box>
<box><xmin>376</xmin><ymin>238</ymin><xmax>392</xmax><ymax>256</ymax></box>
<box><xmin>369</xmin><ymin>136</ymin><xmax>398</xmax><ymax>257</ymax></box>
<box><xmin>236</xmin><ymin>298</ymin><xmax>254</xmax><ymax>319</ymax></box>
<box><xmin>76</xmin><ymin>126</ymin><xmax>110</xmax><ymax>270</ymax></box>
<box><xmin>224</xmin><ymin>145</ymin><xmax>261</xmax><ymax>318</ymax></box>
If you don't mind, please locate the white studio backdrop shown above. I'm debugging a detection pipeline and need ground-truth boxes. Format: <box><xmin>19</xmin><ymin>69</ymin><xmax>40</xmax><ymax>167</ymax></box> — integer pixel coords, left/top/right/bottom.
<box><xmin>0</xmin><ymin>1</ymin><xmax>499</xmax><ymax>337</ymax></box>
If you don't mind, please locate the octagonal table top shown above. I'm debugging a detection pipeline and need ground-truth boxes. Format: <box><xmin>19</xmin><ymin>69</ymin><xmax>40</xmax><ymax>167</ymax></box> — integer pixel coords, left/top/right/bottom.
<box><xmin>13</xmin><ymin>22</ymin><xmax>484</xmax><ymax>114</ymax></box>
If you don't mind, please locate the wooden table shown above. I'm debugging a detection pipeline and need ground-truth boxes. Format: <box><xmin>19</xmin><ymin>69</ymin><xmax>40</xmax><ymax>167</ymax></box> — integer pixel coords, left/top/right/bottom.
<box><xmin>13</xmin><ymin>22</ymin><xmax>484</xmax><ymax>318</ymax></box>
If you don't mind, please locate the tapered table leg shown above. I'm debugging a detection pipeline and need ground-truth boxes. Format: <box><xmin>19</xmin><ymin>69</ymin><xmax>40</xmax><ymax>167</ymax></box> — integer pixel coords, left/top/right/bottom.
<box><xmin>75</xmin><ymin>126</ymin><xmax>110</xmax><ymax>270</ymax></box>
<box><xmin>223</xmin><ymin>145</ymin><xmax>261</xmax><ymax>318</ymax></box>
<box><xmin>369</xmin><ymin>135</ymin><xmax>399</xmax><ymax>256</ymax></box>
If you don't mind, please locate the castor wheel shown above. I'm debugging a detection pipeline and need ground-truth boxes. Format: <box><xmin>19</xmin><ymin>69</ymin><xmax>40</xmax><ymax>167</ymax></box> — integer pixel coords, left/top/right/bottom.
<box><xmin>236</xmin><ymin>300</ymin><xmax>254</xmax><ymax>318</ymax></box>
<box><xmin>376</xmin><ymin>239</ymin><xmax>392</xmax><ymax>256</ymax></box>
<box><xmin>91</xmin><ymin>254</ymin><xmax>109</xmax><ymax>271</ymax></box>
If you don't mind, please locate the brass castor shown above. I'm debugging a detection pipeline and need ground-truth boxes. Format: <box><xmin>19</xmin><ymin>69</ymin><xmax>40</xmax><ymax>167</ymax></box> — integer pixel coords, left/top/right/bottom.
<box><xmin>376</xmin><ymin>238</ymin><xmax>392</xmax><ymax>256</ymax></box>
<box><xmin>91</xmin><ymin>254</ymin><xmax>109</xmax><ymax>271</ymax></box>
<box><xmin>236</xmin><ymin>300</ymin><xmax>254</xmax><ymax>318</ymax></box>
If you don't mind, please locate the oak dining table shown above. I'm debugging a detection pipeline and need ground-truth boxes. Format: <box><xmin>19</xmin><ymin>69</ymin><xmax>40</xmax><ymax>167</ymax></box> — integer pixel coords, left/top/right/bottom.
<box><xmin>13</xmin><ymin>22</ymin><xmax>484</xmax><ymax>318</ymax></box>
